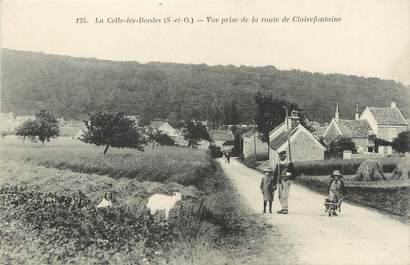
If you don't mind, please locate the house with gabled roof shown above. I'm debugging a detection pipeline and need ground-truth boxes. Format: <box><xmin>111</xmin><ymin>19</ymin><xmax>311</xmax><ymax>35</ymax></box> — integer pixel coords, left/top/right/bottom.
<box><xmin>209</xmin><ymin>130</ymin><xmax>234</xmax><ymax>151</ymax></box>
<box><xmin>269</xmin><ymin>111</ymin><xmax>325</xmax><ymax>163</ymax></box>
<box><xmin>148</xmin><ymin>120</ymin><xmax>178</xmax><ymax>138</ymax></box>
<box><xmin>360</xmin><ymin>102</ymin><xmax>408</xmax><ymax>142</ymax></box>
<box><xmin>242</xmin><ymin>127</ymin><xmax>267</xmax><ymax>159</ymax></box>
<box><xmin>323</xmin><ymin>104</ymin><xmax>376</xmax><ymax>153</ymax></box>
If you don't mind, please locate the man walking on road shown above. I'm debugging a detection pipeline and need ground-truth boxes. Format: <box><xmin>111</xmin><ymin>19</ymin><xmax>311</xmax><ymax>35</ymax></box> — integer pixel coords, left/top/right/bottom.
<box><xmin>273</xmin><ymin>151</ymin><xmax>297</xmax><ymax>214</ymax></box>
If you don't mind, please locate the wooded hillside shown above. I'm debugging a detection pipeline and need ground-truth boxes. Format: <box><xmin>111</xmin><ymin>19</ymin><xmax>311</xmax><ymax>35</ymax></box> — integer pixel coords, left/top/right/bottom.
<box><xmin>2</xmin><ymin>49</ymin><xmax>409</xmax><ymax>123</ymax></box>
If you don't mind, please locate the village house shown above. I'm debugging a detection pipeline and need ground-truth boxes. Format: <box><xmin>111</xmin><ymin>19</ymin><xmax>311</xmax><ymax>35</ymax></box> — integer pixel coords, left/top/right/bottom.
<box><xmin>147</xmin><ymin>120</ymin><xmax>188</xmax><ymax>146</ymax></box>
<box><xmin>242</xmin><ymin>128</ymin><xmax>268</xmax><ymax>159</ymax></box>
<box><xmin>323</xmin><ymin>104</ymin><xmax>376</xmax><ymax>153</ymax></box>
<box><xmin>269</xmin><ymin>111</ymin><xmax>325</xmax><ymax>163</ymax></box>
<box><xmin>209</xmin><ymin>129</ymin><xmax>235</xmax><ymax>152</ymax></box>
<box><xmin>359</xmin><ymin>102</ymin><xmax>408</xmax><ymax>154</ymax></box>
<box><xmin>148</xmin><ymin>120</ymin><xmax>178</xmax><ymax>137</ymax></box>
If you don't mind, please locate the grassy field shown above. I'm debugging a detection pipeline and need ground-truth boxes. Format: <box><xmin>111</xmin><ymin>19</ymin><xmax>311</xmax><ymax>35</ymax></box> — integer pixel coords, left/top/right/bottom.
<box><xmin>0</xmin><ymin>137</ymin><xmax>209</xmax><ymax>185</ymax></box>
<box><xmin>0</xmin><ymin>137</ymin><xmax>289</xmax><ymax>264</ymax></box>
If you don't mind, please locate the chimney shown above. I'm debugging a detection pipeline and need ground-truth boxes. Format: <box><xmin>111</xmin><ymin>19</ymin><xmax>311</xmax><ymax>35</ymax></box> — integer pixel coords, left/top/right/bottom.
<box><xmin>391</xmin><ymin>102</ymin><xmax>397</xmax><ymax>109</ymax></box>
<box><xmin>286</xmin><ymin>110</ymin><xmax>300</xmax><ymax>129</ymax></box>
<box><xmin>335</xmin><ymin>103</ymin><xmax>340</xmax><ymax>122</ymax></box>
<box><xmin>291</xmin><ymin>110</ymin><xmax>299</xmax><ymax>119</ymax></box>
<box><xmin>355</xmin><ymin>104</ymin><xmax>359</xmax><ymax>120</ymax></box>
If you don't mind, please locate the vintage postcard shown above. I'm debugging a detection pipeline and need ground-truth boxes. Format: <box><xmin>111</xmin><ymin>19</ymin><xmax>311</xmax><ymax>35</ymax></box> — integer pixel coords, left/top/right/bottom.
<box><xmin>0</xmin><ymin>0</ymin><xmax>409</xmax><ymax>264</ymax></box>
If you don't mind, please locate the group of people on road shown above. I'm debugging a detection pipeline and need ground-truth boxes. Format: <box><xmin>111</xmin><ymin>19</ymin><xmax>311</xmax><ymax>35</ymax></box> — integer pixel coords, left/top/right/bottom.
<box><xmin>260</xmin><ymin>151</ymin><xmax>346</xmax><ymax>215</ymax></box>
<box><xmin>260</xmin><ymin>151</ymin><xmax>296</xmax><ymax>214</ymax></box>
<box><xmin>222</xmin><ymin>152</ymin><xmax>231</xmax><ymax>164</ymax></box>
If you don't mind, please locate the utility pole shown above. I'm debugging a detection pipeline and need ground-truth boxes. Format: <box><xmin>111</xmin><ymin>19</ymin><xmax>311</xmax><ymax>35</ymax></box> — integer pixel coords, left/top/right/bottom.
<box><xmin>285</xmin><ymin>106</ymin><xmax>292</xmax><ymax>162</ymax></box>
<box><xmin>253</xmin><ymin>120</ymin><xmax>257</xmax><ymax>159</ymax></box>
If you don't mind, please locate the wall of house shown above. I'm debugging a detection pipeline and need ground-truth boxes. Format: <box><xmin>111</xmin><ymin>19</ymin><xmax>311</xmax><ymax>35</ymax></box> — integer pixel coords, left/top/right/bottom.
<box><xmin>360</xmin><ymin>108</ymin><xmax>378</xmax><ymax>135</ymax></box>
<box><xmin>378</xmin><ymin>145</ymin><xmax>393</xmax><ymax>155</ymax></box>
<box><xmin>158</xmin><ymin>123</ymin><xmax>177</xmax><ymax>137</ymax></box>
<box><xmin>287</xmin><ymin>131</ymin><xmax>324</xmax><ymax>162</ymax></box>
<box><xmin>243</xmin><ymin>136</ymin><xmax>268</xmax><ymax>159</ymax></box>
<box><xmin>270</xmin><ymin>131</ymin><xmax>324</xmax><ymax>163</ymax></box>
<box><xmin>351</xmin><ymin>137</ymin><xmax>369</xmax><ymax>153</ymax></box>
<box><xmin>377</xmin><ymin>125</ymin><xmax>408</xmax><ymax>141</ymax></box>
<box><xmin>323</xmin><ymin>121</ymin><xmax>340</xmax><ymax>145</ymax></box>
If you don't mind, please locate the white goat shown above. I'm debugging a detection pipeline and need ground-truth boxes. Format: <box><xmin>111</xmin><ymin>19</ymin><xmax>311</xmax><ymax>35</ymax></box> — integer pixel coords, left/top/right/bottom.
<box><xmin>146</xmin><ymin>192</ymin><xmax>182</xmax><ymax>219</ymax></box>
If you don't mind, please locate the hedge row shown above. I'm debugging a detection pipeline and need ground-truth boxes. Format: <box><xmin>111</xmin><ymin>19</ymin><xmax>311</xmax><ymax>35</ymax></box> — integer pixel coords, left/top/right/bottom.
<box><xmin>295</xmin><ymin>176</ymin><xmax>410</xmax><ymax>218</ymax></box>
<box><xmin>294</xmin><ymin>158</ymin><xmax>398</xmax><ymax>176</ymax></box>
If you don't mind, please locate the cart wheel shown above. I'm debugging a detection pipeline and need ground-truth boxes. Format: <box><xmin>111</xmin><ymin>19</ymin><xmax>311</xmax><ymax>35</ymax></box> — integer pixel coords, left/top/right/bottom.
<box><xmin>328</xmin><ymin>211</ymin><xmax>332</xmax><ymax>217</ymax></box>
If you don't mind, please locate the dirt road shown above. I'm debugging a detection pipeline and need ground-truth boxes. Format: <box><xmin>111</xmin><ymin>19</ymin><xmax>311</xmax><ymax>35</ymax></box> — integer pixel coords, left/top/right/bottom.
<box><xmin>219</xmin><ymin>159</ymin><xmax>410</xmax><ymax>265</ymax></box>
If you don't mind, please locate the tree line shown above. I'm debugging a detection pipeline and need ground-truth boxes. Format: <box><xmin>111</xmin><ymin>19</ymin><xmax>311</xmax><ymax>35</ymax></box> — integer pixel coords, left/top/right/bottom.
<box><xmin>2</xmin><ymin>49</ymin><xmax>409</xmax><ymax>124</ymax></box>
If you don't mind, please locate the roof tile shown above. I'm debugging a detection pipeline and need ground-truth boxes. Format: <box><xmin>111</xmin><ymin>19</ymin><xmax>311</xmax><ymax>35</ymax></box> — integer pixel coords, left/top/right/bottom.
<box><xmin>368</xmin><ymin>107</ymin><xmax>407</xmax><ymax>125</ymax></box>
<box><xmin>337</xmin><ymin>119</ymin><xmax>373</xmax><ymax>138</ymax></box>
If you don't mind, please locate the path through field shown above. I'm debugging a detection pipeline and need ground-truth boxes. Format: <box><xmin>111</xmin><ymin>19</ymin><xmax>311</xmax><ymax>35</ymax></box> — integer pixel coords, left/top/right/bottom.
<box><xmin>219</xmin><ymin>159</ymin><xmax>410</xmax><ymax>265</ymax></box>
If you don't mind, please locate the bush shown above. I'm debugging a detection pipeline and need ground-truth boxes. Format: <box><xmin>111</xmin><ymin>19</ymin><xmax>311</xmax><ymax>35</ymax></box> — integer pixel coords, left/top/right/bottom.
<box><xmin>0</xmin><ymin>185</ymin><xmax>172</xmax><ymax>263</ymax></box>
<box><xmin>208</xmin><ymin>144</ymin><xmax>223</xmax><ymax>158</ymax></box>
<box><xmin>392</xmin><ymin>131</ymin><xmax>410</xmax><ymax>153</ymax></box>
<box><xmin>328</xmin><ymin>136</ymin><xmax>356</xmax><ymax>158</ymax></box>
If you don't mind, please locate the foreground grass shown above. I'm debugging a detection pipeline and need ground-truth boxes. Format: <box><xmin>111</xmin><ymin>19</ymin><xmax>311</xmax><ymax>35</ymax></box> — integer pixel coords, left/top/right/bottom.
<box><xmin>0</xmin><ymin>138</ymin><xmax>291</xmax><ymax>264</ymax></box>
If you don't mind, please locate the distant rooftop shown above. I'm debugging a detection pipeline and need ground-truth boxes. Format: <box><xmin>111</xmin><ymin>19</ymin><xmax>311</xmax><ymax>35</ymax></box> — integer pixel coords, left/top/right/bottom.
<box><xmin>367</xmin><ymin>106</ymin><xmax>407</xmax><ymax>125</ymax></box>
<box><xmin>148</xmin><ymin>120</ymin><xmax>168</xmax><ymax>129</ymax></box>
<box><xmin>337</xmin><ymin>119</ymin><xmax>373</xmax><ymax>138</ymax></box>
<box><xmin>209</xmin><ymin>130</ymin><xmax>234</xmax><ymax>142</ymax></box>
<box><xmin>269</xmin><ymin>125</ymin><xmax>299</xmax><ymax>150</ymax></box>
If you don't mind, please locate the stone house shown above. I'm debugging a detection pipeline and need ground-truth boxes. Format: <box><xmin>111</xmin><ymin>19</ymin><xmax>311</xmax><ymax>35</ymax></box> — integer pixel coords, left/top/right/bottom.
<box><xmin>209</xmin><ymin>130</ymin><xmax>234</xmax><ymax>152</ymax></box>
<box><xmin>323</xmin><ymin>104</ymin><xmax>376</xmax><ymax>153</ymax></box>
<box><xmin>148</xmin><ymin>121</ymin><xmax>178</xmax><ymax>138</ymax></box>
<box><xmin>359</xmin><ymin>102</ymin><xmax>408</xmax><ymax>155</ymax></box>
<box><xmin>360</xmin><ymin>102</ymin><xmax>408</xmax><ymax>138</ymax></box>
<box><xmin>269</xmin><ymin>113</ymin><xmax>325</xmax><ymax>164</ymax></box>
<box><xmin>242</xmin><ymin>128</ymin><xmax>268</xmax><ymax>159</ymax></box>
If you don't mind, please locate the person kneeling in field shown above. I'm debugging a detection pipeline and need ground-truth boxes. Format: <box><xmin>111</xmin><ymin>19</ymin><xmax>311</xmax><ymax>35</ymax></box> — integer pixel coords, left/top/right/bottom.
<box><xmin>325</xmin><ymin>170</ymin><xmax>346</xmax><ymax>216</ymax></box>
<box><xmin>97</xmin><ymin>192</ymin><xmax>113</xmax><ymax>208</ymax></box>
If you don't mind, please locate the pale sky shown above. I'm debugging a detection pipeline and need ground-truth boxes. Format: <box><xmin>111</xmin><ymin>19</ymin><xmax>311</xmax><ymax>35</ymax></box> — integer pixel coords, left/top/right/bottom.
<box><xmin>1</xmin><ymin>0</ymin><xmax>409</xmax><ymax>84</ymax></box>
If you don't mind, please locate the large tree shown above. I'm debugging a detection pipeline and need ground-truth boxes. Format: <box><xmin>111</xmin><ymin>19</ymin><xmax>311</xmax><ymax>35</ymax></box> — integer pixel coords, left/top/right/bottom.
<box><xmin>15</xmin><ymin>110</ymin><xmax>60</xmax><ymax>144</ymax></box>
<box><xmin>183</xmin><ymin>121</ymin><xmax>211</xmax><ymax>148</ymax></box>
<box><xmin>254</xmin><ymin>92</ymin><xmax>303</xmax><ymax>157</ymax></box>
<box><xmin>392</xmin><ymin>131</ymin><xmax>410</xmax><ymax>153</ymax></box>
<box><xmin>80</xmin><ymin>111</ymin><xmax>144</xmax><ymax>154</ymax></box>
<box><xmin>145</xmin><ymin>129</ymin><xmax>175</xmax><ymax>150</ymax></box>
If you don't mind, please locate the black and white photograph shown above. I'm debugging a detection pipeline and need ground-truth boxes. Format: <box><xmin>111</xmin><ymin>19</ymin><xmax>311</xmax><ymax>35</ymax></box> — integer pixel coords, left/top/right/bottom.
<box><xmin>0</xmin><ymin>0</ymin><xmax>409</xmax><ymax>264</ymax></box>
